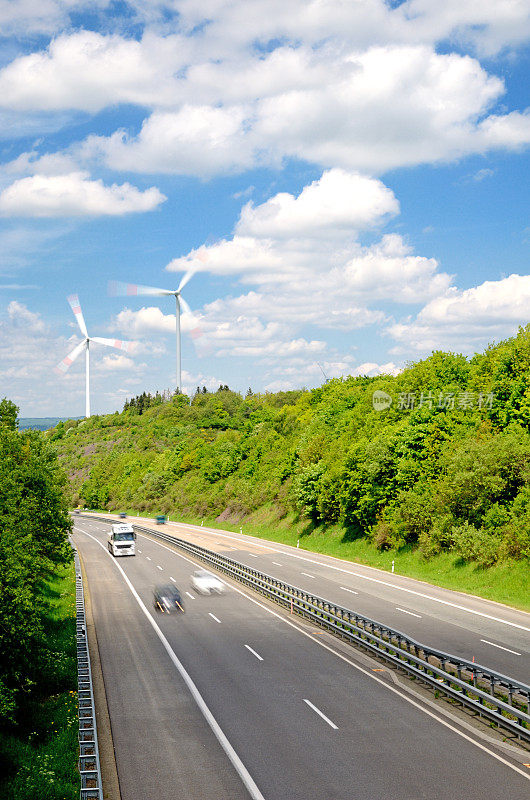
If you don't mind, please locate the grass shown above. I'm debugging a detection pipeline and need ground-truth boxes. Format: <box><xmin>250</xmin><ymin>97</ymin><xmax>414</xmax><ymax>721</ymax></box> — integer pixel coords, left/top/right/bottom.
<box><xmin>0</xmin><ymin>562</ymin><xmax>79</xmax><ymax>800</ymax></box>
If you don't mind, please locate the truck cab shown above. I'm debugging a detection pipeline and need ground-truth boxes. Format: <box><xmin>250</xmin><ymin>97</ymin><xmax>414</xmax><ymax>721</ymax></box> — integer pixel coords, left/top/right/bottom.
<box><xmin>107</xmin><ymin>523</ymin><xmax>136</xmax><ymax>556</ymax></box>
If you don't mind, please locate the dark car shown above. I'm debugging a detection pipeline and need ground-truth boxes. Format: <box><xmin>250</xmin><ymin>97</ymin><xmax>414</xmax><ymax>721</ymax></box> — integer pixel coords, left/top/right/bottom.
<box><xmin>119</xmin><ymin>512</ymin><xmax>127</xmax><ymax>519</ymax></box>
<box><xmin>153</xmin><ymin>584</ymin><xmax>185</xmax><ymax>614</ymax></box>
<box><xmin>155</xmin><ymin>515</ymin><xmax>166</xmax><ymax>524</ymax></box>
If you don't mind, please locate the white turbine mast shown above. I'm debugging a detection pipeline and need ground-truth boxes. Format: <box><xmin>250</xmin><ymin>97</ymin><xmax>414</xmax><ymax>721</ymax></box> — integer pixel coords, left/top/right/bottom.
<box><xmin>56</xmin><ymin>294</ymin><xmax>136</xmax><ymax>418</ymax></box>
<box><xmin>109</xmin><ymin>271</ymin><xmax>195</xmax><ymax>394</ymax></box>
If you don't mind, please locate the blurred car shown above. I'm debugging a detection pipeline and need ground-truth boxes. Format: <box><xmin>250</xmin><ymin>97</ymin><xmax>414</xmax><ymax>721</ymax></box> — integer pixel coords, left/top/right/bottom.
<box><xmin>119</xmin><ymin>511</ymin><xmax>127</xmax><ymax>519</ymax></box>
<box><xmin>191</xmin><ymin>569</ymin><xmax>225</xmax><ymax>595</ymax></box>
<box><xmin>155</xmin><ymin>515</ymin><xmax>166</xmax><ymax>524</ymax></box>
<box><xmin>153</xmin><ymin>584</ymin><xmax>185</xmax><ymax>614</ymax></box>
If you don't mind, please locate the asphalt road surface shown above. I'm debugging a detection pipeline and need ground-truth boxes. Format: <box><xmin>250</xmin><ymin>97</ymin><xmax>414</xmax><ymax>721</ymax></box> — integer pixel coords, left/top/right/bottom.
<box><xmin>90</xmin><ymin>513</ymin><xmax>530</xmax><ymax>682</ymax></box>
<box><xmin>73</xmin><ymin>516</ymin><xmax>530</xmax><ymax>800</ymax></box>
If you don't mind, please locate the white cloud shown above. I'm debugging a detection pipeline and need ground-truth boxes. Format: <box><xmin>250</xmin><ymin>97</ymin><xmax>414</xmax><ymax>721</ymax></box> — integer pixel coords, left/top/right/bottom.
<box><xmin>0</xmin><ymin>172</ymin><xmax>166</xmax><ymax>217</ymax></box>
<box><xmin>96</xmin><ymin>353</ymin><xmax>136</xmax><ymax>372</ymax></box>
<box><xmin>7</xmin><ymin>299</ymin><xmax>45</xmax><ymax>332</ymax></box>
<box><xmin>388</xmin><ymin>274</ymin><xmax>530</xmax><ymax>353</ymax></box>
<box><xmin>235</xmin><ymin>169</ymin><xmax>399</xmax><ymax>239</ymax></box>
<box><xmin>7</xmin><ymin>35</ymin><xmax>522</xmax><ymax>177</ymax></box>
<box><xmin>82</xmin><ymin>106</ymin><xmax>256</xmax><ymax>177</ymax></box>
<box><xmin>167</xmin><ymin>171</ymin><xmax>452</xmax><ymax>337</ymax></box>
<box><xmin>113</xmin><ymin>305</ymin><xmax>201</xmax><ymax>337</ymax></box>
<box><xmin>68</xmin><ymin>44</ymin><xmax>529</xmax><ymax>177</ymax></box>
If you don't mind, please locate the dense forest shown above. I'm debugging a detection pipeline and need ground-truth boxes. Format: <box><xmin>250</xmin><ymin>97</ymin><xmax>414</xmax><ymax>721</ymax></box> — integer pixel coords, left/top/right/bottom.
<box><xmin>52</xmin><ymin>327</ymin><xmax>530</xmax><ymax>569</ymax></box>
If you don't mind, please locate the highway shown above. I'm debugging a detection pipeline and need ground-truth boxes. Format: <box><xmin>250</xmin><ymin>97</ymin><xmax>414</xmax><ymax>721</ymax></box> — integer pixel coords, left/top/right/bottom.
<box><xmin>92</xmin><ymin>513</ymin><xmax>530</xmax><ymax>682</ymax></box>
<box><xmin>73</xmin><ymin>516</ymin><xmax>530</xmax><ymax>800</ymax></box>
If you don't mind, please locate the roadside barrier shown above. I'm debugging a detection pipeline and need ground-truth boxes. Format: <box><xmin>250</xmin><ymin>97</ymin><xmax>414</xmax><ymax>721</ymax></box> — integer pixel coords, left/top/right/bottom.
<box><xmin>79</xmin><ymin>515</ymin><xmax>530</xmax><ymax>744</ymax></box>
<box><xmin>72</xmin><ymin>542</ymin><xmax>103</xmax><ymax>799</ymax></box>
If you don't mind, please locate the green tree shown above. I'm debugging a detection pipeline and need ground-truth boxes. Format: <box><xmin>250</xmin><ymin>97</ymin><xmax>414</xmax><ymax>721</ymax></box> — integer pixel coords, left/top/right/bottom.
<box><xmin>0</xmin><ymin>405</ymin><xmax>71</xmax><ymax>721</ymax></box>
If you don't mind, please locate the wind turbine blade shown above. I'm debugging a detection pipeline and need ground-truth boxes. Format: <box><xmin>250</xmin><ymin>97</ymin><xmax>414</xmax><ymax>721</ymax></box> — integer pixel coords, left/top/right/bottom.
<box><xmin>91</xmin><ymin>336</ymin><xmax>137</xmax><ymax>353</ymax></box>
<box><xmin>180</xmin><ymin>296</ymin><xmax>192</xmax><ymax>315</ymax></box>
<box><xmin>109</xmin><ymin>280</ymin><xmax>174</xmax><ymax>297</ymax></box>
<box><xmin>55</xmin><ymin>340</ymin><xmax>86</xmax><ymax>373</ymax></box>
<box><xmin>178</xmin><ymin>270</ymin><xmax>194</xmax><ymax>293</ymax></box>
<box><xmin>67</xmin><ymin>294</ymin><xmax>88</xmax><ymax>338</ymax></box>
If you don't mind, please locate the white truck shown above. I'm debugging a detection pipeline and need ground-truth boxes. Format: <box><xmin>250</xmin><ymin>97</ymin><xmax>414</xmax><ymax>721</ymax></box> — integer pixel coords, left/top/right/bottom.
<box><xmin>107</xmin><ymin>523</ymin><xmax>136</xmax><ymax>557</ymax></box>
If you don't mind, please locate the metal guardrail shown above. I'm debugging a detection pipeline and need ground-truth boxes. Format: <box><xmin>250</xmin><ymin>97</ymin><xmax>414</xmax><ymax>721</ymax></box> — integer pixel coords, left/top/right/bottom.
<box><xmin>80</xmin><ymin>514</ymin><xmax>530</xmax><ymax>743</ymax></box>
<box><xmin>72</xmin><ymin>542</ymin><xmax>104</xmax><ymax>800</ymax></box>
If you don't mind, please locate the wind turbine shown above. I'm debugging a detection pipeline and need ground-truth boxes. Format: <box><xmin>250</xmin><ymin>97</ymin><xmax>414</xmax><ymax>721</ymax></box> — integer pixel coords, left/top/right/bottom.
<box><xmin>109</xmin><ymin>271</ymin><xmax>196</xmax><ymax>393</ymax></box>
<box><xmin>56</xmin><ymin>294</ymin><xmax>136</xmax><ymax>418</ymax></box>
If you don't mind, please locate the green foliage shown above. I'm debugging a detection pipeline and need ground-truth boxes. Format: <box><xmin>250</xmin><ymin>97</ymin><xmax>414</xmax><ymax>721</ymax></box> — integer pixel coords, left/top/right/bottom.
<box><xmin>54</xmin><ymin>329</ymin><xmax>530</xmax><ymax>572</ymax></box>
<box><xmin>0</xmin><ymin>399</ymin><xmax>18</xmax><ymax>432</ymax></box>
<box><xmin>0</xmin><ymin>406</ymin><xmax>72</xmax><ymax>723</ymax></box>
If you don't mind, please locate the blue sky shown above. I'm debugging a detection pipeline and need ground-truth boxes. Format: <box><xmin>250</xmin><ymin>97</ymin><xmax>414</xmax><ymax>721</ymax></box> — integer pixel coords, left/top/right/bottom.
<box><xmin>0</xmin><ymin>1</ymin><xmax>529</xmax><ymax>416</ymax></box>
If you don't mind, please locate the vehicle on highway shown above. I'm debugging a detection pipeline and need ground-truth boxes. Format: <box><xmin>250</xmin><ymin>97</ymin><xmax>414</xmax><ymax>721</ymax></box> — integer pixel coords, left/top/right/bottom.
<box><xmin>107</xmin><ymin>523</ymin><xmax>136</xmax><ymax>557</ymax></box>
<box><xmin>153</xmin><ymin>584</ymin><xmax>185</xmax><ymax>614</ymax></box>
<box><xmin>190</xmin><ymin>569</ymin><xmax>225</xmax><ymax>595</ymax></box>
<box><xmin>155</xmin><ymin>515</ymin><xmax>166</xmax><ymax>524</ymax></box>
<box><xmin>119</xmin><ymin>511</ymin><xmax>127</xmax><ymax>518</ymax></box>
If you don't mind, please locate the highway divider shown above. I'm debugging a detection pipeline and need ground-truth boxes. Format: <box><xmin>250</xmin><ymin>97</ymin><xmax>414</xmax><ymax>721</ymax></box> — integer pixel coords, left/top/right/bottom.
<box><xmin>79</xmin><ymin>514</ymin><xmax>530</xmax><ymax>744</ymax></box>
<box><xmin>72</xmin><ymin>541</ymin><xmax>104</xmax><ymax>800</ymax></box>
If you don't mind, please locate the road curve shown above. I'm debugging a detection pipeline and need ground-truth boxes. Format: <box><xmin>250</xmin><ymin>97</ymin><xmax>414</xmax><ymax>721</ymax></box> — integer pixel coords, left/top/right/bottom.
<box><xmin>74</xmin><ymin>517</ymin><xmax>530</xmax><ymax>800</ymax></box>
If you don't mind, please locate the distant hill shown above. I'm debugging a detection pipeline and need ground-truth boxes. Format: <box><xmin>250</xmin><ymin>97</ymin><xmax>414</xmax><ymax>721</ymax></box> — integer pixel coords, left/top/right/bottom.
<box><xmin>19</xmin><ymin>417</ymin><xmax>82</xmax><ymax>431</ymax></box>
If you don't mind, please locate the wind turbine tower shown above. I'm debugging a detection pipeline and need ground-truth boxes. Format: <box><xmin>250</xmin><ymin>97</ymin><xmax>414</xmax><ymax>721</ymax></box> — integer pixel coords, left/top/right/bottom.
<box><xmin>109</xmin><ymin>271</ymin><xmax>195</xmax><ymax>393</ymax></box>
<box><xmin>56</xmin><ymin>294</ymin><xmax>136</xmax><ymax>417</ymax></box>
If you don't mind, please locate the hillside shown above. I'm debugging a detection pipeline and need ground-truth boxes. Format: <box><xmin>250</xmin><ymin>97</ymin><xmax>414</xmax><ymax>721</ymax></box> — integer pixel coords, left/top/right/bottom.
<box><xmin>52</xmin><ymin>328</ymin><xmax>530</xmax><ymax>577</ymax></box>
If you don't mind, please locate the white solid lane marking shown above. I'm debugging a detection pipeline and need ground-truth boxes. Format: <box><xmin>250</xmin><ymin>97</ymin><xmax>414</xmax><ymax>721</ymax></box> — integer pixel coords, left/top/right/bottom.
<box><xmin>396</xmin><ymin>607</ymin><xmax>422</xmax><ymax>618</ymax></box>
<box><xmin>157</xmin><ymin>565</ymin><xmax>163</xmax><ymax>570</ymax></box>
<box><xmin>340</xmin><ymin>587</ymin><xmax>358</xmax><ymax>595</ymax></box>
<box><xmin>73</xmin><ymin>527</ymin><xmax>266</xmax><ymax>800</ymax></box>
<box><xmin>127</xmin><ymin>528</ymin><xmax>530</xmax><ymax>782</ymax></box>
<box><xmin>247</xmin><ymin>554</ymin><xmax>258</xmax><ymax>558</ymax></box>
<box><xmin>146</xmin><ymin>556</ymin><xmax>151</xmax><ymax>561</ymax></box>
<box><xmin>301</xmin><ymin>572</ymin><xmax>315</xmax><ymax>578</ymax></box>
<box><xmin>272</xmin><ymin>562</ymin><xmax>283</xmax><ymax>566</ymax></box>
<box><xmin>244</xmin><ymin>645</ymin><xmax>263</xmax><ymax>661</ymax></box>
<box><xmin>480</xmin><ymin>640</ymin><xmax>521</xmax><ymax>656</ymax></box>
<box><xmin>170</xmin><ymin>577</ymin><xmax>176</xmax><ymax>582</ymax></box>
<box><xmin>303</xmin><ymin>699</ymin><xmax>338</xmax><ymax>730</ymax></box>
<box><xmin>209</xmin><ymin>613</ymin><xmax>222</xmax><ymax>624</ymax></box>
<box><xmin>186</xmin><ymin>591</ymin><xmax>195</xmax><ymax>600</ymax></box>
<box><xmin>76</xmin><ymin>523</ymin><xmax>530</xmax><ymax>782</ymax></box>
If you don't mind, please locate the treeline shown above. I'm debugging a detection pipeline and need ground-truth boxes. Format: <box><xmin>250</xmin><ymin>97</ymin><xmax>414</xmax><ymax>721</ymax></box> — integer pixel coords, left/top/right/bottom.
<box><xmin>53</xmin><ymin>327</ymin><xmax>530</xmax><ymax>568</ymax></box>
<box><xmin>0</xmin><ymin>398</ymin><xmax>72</xmax><ymax>721</ymax></box>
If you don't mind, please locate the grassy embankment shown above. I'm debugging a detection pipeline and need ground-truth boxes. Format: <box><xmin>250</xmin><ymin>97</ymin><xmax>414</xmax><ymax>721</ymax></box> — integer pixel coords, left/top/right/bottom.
<box><xmin>0</xmin><ymin>563</ymin><xmax>79</xmax><ymax>800</ymax></box>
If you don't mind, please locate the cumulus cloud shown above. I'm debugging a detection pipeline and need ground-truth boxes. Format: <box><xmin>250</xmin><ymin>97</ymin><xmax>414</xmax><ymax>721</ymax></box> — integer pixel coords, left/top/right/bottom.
<box><xmin>235</xmin><ymin>169</ymin><xmax>399</xmax><ymax>240</ymax></box>
<box><xmin>96</xmin><ymin>353</ymin><xmax>136</xmax><ymax>372</ymax></box>
<box><xmin>113</xmin><ymin>305</ymin><xmax>201</xmax><ymax>337</ymax></box>
<box><xmin>167</xmin><ymin>170</ymin><xmax>452</xmax><ymax>337</ymax></box>
<box><xmin>0</xmin><ymin>172</ymin><xmax>166</xmax><ymax>217</ymax></box>
<box><xmin>7</xmin><ymin>299</ymin><xmax>45</xmax><ymax>333</ymax></box>
<box><xmin>76</xmin><ymin>44</ymin><xmax>530</xmax><ymax>177</ymax></box>
<box><xmin>388</xmin><ymin>274</ymin><xmax>530</xmax><ymax>353</ymax></box>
